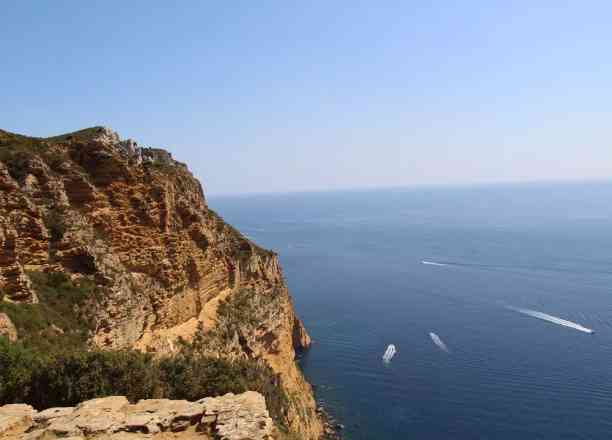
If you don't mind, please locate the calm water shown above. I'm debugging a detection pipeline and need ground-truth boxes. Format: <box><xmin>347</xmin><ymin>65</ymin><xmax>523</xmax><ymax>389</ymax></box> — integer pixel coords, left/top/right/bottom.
<box><xmin>211</xmin><ymin>182</ymin><xmax>612</xmax><ymax>440</ymax></box>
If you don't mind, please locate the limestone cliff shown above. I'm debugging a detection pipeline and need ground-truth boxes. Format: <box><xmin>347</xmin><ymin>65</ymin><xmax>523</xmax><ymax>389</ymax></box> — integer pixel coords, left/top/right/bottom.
<box><xmin>0</xmin><ymin>127</ymin><xmax>322</xmax><ymax>439</ymax></box>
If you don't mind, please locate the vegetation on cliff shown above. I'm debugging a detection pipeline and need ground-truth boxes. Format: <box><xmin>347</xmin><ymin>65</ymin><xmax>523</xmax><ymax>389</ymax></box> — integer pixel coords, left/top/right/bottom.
<box><xmin>0</xmin><ymin>127</ymin><xmax>321</xmax><ymax>439</ymax></box>
<box><xmin>0</xmin><ymin>337</ymin><xmax>290</xmax><ymax>429</ymax></box>
<box><xmin>0</xmin><ymin>272</ymin><xmax>96</xmax><ymax>352</ymax></box>
<box><xmin>0</xmin><ymin>245</ymin><xmax>292</xmax><ymax>432</ymax></box>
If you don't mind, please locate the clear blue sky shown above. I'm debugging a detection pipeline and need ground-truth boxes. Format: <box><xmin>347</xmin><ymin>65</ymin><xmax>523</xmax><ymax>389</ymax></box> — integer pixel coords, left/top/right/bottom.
<box><xmin>2</xmin><ymin>1</ymin><xmax>611</xmax><ymax>194</ymax></box>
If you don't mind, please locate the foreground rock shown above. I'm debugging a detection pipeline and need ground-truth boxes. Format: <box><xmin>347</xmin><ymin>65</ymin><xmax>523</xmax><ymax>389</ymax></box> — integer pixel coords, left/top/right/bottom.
<box><xmin>199</xmin><ymin>392</ymin><xmax>274</xmax><ymax>440</ymax></box>
<box><xmin>0</xmin><ymin>392</ymin><xmax>274</xmax><ymax>440</ymax></box>
<box><xmin>0</xmin><ymin>404</ymin><xmax>35</xmax><ymax>437</ymax></box>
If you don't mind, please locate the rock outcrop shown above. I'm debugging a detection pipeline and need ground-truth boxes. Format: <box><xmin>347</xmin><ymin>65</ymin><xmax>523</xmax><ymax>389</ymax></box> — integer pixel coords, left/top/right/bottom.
<box><xmin>0</xmin><ymin>404</ymin><xmax>35</xmax><ymax>438</ymax></box>
<box><xmin>0</xmin><ymin>392</ymin><xmax>274</xmax><ymax>439</ymax></box>
<box><xmin>0</xmin><ymin>312</ymin><xmax>17</xmax><ymax>341</ymax></box>
<box><xmin>0</xmin><ymin>127</ymin><xmax>322</xmax><ymax>439</ymax></box>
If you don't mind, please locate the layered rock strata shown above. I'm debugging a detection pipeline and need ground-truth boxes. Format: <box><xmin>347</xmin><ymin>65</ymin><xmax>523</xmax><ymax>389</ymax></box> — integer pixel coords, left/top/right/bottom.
<box><xmin>0</xmin><ymin>127</ymin><xmax>322</xmax><ymax>439</ymax></box>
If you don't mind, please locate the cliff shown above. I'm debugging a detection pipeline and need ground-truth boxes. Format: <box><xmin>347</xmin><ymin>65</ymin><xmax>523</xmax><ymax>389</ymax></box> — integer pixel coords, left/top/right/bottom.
<box><xmin>0</xmin><ymin>127</ymin><xmax>322</xmax><ymax>439</ymax></box>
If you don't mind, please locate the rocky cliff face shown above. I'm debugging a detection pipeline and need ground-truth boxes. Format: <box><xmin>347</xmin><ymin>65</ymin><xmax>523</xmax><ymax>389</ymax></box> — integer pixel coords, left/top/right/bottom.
<box><xmin>0</xmin><ymin>391</ymin><xmax>274</xmax><ymax>439</ymax></box>
<box><xmin>0</xmin><ymin>127</ymin><xmax>322</xmax><ymax>439</ymax></box>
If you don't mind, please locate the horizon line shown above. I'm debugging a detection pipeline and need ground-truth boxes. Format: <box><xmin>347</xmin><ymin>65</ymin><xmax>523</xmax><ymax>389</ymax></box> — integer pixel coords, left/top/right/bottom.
<box><xmin>207</xmin><ymin>177</ymin><xmax>612</xmax><ymax>198</ymax></box>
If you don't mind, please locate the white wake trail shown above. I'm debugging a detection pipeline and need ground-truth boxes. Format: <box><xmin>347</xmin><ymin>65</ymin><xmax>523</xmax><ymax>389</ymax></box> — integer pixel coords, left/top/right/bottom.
<box><xmin>507</xmin><ymin>306</ymin><xmax>594</xmax><ymax>334</ymax></box>
<box><xmin>421</xmin><ymin>260</ymin><xmax>447</xmax><ymax>267</ymax></box>
<box><xmin>429</xmin><ymin>332</ymin><xmax>449</xmax><ymax>353</ymax></box>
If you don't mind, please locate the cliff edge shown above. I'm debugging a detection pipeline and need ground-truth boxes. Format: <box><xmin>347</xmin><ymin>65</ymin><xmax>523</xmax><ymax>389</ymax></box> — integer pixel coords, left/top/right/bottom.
<box><xmin>0</xmin><ymin>127</ymin><xmax>322</xmax><ymax>439</ymax></box>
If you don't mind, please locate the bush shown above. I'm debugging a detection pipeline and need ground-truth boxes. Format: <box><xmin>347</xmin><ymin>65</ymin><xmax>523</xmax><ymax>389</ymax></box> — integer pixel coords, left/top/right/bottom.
<box><xmin>29</xmin><ymin>349</ymin><xmax>162</xmax><ymax>408</ymax></box>
<box><xmin>215</xmin><ymin>288</ymin><xmax>279</xmax><ymax>341</ymax></box>
<box><xmin>0</xmin><ymin>338</ymin><xmax>46</xmax><ymax>404</ymax></box>
<box><xmin>43</xmin><ymin>209</ymin><xmax>68</xmax><ymax>242</ymax></box>
<box><xmin>3</xmin><ymin>152</ymin><xmax>34</xmax><ymax>181</ymax></box>
<box><xmin>0</xmin><ymin>129</ymin><xmax>71</xmax><ymax>178</ymax></box>
<box><xmin>0</xmin><ymin>340</ymin><xmax>289</xmax><ymax>428</ymax></box>
<box><xmin>0</xmin><ymin>271</ymin><xmax>97</xmax><ymax>352</ymax></box>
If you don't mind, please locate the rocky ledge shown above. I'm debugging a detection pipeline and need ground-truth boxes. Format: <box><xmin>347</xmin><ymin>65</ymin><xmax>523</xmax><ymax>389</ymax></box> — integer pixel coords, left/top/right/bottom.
<box><xmin>0</xmin><ymin>391</ymin><xmax>274</xmax><ymax>440</ymax></box>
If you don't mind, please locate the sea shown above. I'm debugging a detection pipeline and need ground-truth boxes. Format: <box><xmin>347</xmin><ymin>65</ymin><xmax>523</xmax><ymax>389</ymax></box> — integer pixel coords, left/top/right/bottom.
<box><xmin>210</xmin><ymin>182</ymin><xmax>612</xmax><ymax>440</ymax></box>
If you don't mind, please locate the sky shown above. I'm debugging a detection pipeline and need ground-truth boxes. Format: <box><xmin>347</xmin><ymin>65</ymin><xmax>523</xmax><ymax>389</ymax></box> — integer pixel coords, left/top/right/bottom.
<box><xmin>2</xmin><ymin>1</ymin><xmax>611</xmax><ymax>194</ymax></box>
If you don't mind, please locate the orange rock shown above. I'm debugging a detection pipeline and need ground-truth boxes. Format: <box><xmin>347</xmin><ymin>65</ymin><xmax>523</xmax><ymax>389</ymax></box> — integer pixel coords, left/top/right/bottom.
<box><xmin>0</xmin><ymin>127</ymin><xmax>322</xmax><ymax>440</ymax></box>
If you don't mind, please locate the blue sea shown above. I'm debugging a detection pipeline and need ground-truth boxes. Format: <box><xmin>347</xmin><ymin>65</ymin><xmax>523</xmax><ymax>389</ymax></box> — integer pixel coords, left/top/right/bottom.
<box><xmin>211</xmin><ymin>182</ymin><xmax>612</xmax><ymax>440</ymax></box>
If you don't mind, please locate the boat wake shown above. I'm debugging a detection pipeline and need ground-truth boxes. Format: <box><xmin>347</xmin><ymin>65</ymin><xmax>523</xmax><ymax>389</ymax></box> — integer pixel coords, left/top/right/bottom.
<box><xmin>429</xmin><ymin>332</ymin><xmax>449</xmax><ymax>352</ymax></box>
<box><xmin>421</xmin><ymin>260</ymin><xmax>448</xmax><ymax>267</ymax></box>
<box><xmin>507</xmin><ymin>306</ymin><xmax>594</xmax><ymax>334</ymax></box>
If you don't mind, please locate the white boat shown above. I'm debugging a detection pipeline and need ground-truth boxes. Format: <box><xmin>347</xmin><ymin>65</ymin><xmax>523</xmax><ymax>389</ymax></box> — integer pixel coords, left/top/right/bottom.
<box><xmin>382</xmin><ymin>344</ymin><xmax>396</xmax><ymax>362</ymax></box>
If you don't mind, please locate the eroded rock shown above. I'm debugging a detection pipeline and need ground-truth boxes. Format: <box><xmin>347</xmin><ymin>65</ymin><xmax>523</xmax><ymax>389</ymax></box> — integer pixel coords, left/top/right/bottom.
<box><xmin>124</xmin><ymin>399</ymin><xmax>204</xmax><ymax>433</ymax></box>
<box><xmin>0</xmin><ymin>404</ymin><xmax>35</xmax><ymax>436</ymax></box>
<box><xmin>0</xmin><ymin>312</ymin><xmax>17</xmax><ymax>341</ymax></box>
<box><xmin>33</xmin><ymin>406</ymin><xmax>74</xmax><ymax>424</ymax></box>
<box><xmin>46</xmin><ymin>396</ymin><xmax>129</xmax><ymax>437</ymax></box>
<box><xmin>198</xmin><ymin>391</ymin><xmax>274</xmax><ymax>440</ymax></box>
<box><xmin>0</xmin><ymin>392</ymin><xmax>273</xmax><ymax>439</ymax></box>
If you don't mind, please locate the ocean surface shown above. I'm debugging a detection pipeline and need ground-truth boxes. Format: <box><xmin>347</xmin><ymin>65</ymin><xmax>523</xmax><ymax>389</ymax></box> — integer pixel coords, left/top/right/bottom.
<box><xmin>210</xmin><ymin>182</ymin><xmax>612</xmax><ymax>440</ymax></box>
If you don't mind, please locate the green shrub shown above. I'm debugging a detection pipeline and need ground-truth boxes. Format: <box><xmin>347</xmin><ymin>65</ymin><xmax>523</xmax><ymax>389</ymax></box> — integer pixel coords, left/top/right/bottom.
<box><xmin>0</xmin><ymin>337</ymin><xmax>46</xmax><ymax>404</ymax></box>
<box><xmin>29</xmin><ymin>349</ymin><xmax>163</xmax><ymax>408</ymax></box>
<box><xmin>0</xmin><ymin>129</ymin><xmax>72</xmax><ymax>178</ymax></box>
<box><xmin>215</xmin><ymin>288</ymin><xmax>279</xmax><ymax>341</ymax></box>
<box><xmin>43</xmin><ymin>209</ymin><xmax>68</xmax><ymax>242</ymax></box>
<box><xmin>0</xmin><ymin>131</ymin><xmax>47</xmax><ymax>180</ymax></box>
<box><xmin>0</xmin><ymin>340</ymin><xmax>289</xmax><ymax>428</ymax></box>
<box><xmin>2</xmin><ymin>152</ymin><xmax>34</xmax><ymax>181</ymax></box>
<box><xmin>0</xmin><ymin>271</ymin><xmax>97</xmax><ymax>352</ymax></box>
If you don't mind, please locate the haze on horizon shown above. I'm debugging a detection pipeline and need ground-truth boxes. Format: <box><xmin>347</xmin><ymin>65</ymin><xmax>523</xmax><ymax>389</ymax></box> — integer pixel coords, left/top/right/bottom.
<box><xmin>2</xmin><ymin>1</ymin><xmax>611</xmax><ymax>195</ymax></box>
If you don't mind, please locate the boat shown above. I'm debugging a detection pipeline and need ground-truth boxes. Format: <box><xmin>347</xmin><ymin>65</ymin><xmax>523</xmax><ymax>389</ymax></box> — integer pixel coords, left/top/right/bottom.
<box><xmin>382</xmin><ymin>344</ymin><xmax>396</xmax><ymax>362</ymax></box>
